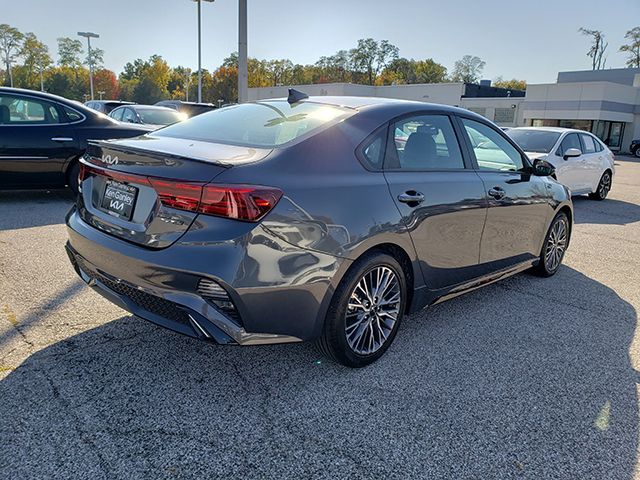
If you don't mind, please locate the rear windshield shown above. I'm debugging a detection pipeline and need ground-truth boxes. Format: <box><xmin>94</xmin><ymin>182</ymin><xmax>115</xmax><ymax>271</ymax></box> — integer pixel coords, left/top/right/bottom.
<box><xmin>152</xmin><ymin>100</ymin><xmax>354</xmax><ymax>148</ymax></box>
<box><xmin>507</xmin><ymin>129</ymin><xmax>561</xmax><ymax>153</ymax></box>
<box><xmin>137</xmin><ymin>108</ymin><xmax>184</xmax><ymax>125</ymax></box>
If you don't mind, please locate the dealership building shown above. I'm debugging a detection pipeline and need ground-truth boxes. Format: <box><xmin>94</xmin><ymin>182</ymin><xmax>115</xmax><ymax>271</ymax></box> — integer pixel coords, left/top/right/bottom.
<box><xmin>249</xmin><ymin>67</ymin><xmax>640</xmax><ymax>153</ymax></box>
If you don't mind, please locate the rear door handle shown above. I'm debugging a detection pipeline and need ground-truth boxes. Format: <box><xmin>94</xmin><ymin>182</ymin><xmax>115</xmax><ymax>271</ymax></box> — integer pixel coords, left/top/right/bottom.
<box><xmin>488</xmin><ymin>186</ymin><xmax>505</xmax><ymax>199</ymax></box>
<box><xmin>397</xmin><ymin>191</ymin><xmax>425</xmax><ymax>205</ymax></box>
<box><xmin>51</xmin><ymin>137</ymin><xmax>74</xmax><ymax>142</ymax></box>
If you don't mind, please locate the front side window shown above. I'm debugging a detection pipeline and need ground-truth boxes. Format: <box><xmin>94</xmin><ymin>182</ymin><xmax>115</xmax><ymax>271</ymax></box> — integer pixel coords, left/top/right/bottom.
<box><xmin>461</xmin><ymin>118</ymin><xmax>524</xmax><ymax>171</ymax></box>
<box><xmin>122</xmin><ymin>108</ymin><xmax>137</xmax><ymax>123</ymax></box>
<box><xmin>580</xmin><ymin>134</ymin><xmax>596</xmax><ymax>154</ymax></box>
<box><xmin>386</xmin><ymin>114</ymin><xmax>464</xmax><ymax>170</ymax></box>
<box><xmin>0</xmin><ymin>94</ymin><xmax>61</xmax><ymax>125</ymax></box>
<box><xmin>153</xmin><ymin>100</ymin><xmax>354</xmax><ymax>148</ymax></box>
<box><xmin>559</xmin><ymin>133</ymin><xmax>581</xmax><ymax>156</ymax></box>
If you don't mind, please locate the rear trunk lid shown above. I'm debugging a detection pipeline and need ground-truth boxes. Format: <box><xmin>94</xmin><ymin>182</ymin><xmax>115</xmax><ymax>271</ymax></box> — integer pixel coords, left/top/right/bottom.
<box><xmin>77</xmin><ymin>136</ymin><xmax>272</xmax><ymax>248</ymax></box>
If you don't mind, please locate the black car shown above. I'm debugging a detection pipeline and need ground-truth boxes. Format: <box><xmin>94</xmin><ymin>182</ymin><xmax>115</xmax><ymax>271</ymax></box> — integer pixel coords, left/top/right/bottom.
<box><xmin>154</xmin><ymin>100</ymin><xmax>217</xmax><ymax>117</ymax></box>
<box><xmin>0</xmin><ymin>88</ymin><xmax>148</xmax><ymax>193</ymax></box>
<box><xmin>84</xmin><ymin>100</ymin><xmax>136</xmax><ymax>114</ymax></box>
<box><xmin>631</xmin><ymin>139</ymin><xmax>640</xmax><ymax>158</ymax></box>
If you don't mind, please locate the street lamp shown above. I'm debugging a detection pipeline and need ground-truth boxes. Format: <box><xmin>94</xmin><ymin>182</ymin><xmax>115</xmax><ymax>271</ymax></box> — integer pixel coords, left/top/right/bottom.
<box><xmin>191</xmin><ymin>0</ymin><xmax>215</xmax><ymax>103</ymax></box>
<box><xmin>238</xmin><ymin>0</ymin><xmax>248</xmax><ymax>103</ymax></box>
<box><xmin>77</xmin><ymin>31</ymin><xmax>100</xmax><ymax>100</ymax></box>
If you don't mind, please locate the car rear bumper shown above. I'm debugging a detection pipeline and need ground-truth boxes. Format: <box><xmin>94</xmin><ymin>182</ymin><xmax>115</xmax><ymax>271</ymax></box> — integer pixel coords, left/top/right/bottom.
<box><xmin>65</xmin><ymin>206</ymin><xmax>349</xmax><ymax>344</ymax></box>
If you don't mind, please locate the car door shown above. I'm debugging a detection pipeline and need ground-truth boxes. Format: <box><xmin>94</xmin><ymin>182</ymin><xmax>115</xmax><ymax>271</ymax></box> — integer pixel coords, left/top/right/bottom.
<box><xmin>381</xmin><ymin>113</ymin><xmax>488</xmax><ymax>290</ymax></box>
<box><xmin>553</xmin><ymin>133</ymin><xmax>588</xmax><ymax>191</ymax></box>
<box><xmin>0</xmin><ymin>92</ymin><xmax>80</xmax><ymax>188</ymax></box>
<box><xmin>579</xmin><ymin>133</ymin><xmax>603</xmax><ymax>190</ymax></box>
<box><xmin>458</xmin><ymin>116</ymin><xmax>552</xmax><ymax>271</ymax></box>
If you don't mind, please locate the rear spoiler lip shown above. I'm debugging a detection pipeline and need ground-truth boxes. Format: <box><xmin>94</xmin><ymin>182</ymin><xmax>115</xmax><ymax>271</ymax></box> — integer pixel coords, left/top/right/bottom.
<box><xmin>87</xmin><ymin>139</ymin><xmax>235</xmax><ymax>168</ymax></box>
<box><xmin>87</xmin><ymin>138</ymin><xmax>275</xmax><ymax>168</ymax></box>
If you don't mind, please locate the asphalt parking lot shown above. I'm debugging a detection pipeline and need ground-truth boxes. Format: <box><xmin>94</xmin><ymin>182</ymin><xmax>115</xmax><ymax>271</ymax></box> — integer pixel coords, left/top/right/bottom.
<box><xmin>1</xmin><ymin>156</ymin><xmax>639</xmax><ymax>479</ymax></box>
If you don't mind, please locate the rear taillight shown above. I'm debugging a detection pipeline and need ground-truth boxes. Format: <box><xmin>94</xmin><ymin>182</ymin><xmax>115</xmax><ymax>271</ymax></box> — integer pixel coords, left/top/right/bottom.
<box><xmin>199</xmin><ymin>185</ymin><xmax>282</xmax><ymax>221</ymax></box>
<box><xmin>79</xmin><ymin>160</ymin><xmax>282</xmax><ymax>222</ymax></box>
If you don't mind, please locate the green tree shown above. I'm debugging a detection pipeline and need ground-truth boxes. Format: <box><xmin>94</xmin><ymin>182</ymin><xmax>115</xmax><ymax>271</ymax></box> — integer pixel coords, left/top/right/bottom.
<box><xmin>86</xmin><ymin>47</ymin><xmax>104</xmax><ymax>71</ymax></box>
<box><xmin>579</xmin><ymin>28</ymin><xmax>608</xmax><ymax>70</ymax></box>
<box><xmin>0</xmin><ymin>24</ymin><xmax>24</xmax><ymax>87</ymax></box>
<box><xmin>349</xmin><ymin>38</ymin><xmax>399</xmax><ymax>85</ymax></box>
<box><xmin>379</xmin><ymin>58</ymin><xmax>447</xmax><ymax>85</ymax></box>
<box><xmin>57</xmin><ymin>37</ymin><xmax>83</xmax><ymax>68</ymax></box>
<box><xmin>493</xmin><ymin>77</ymin><xmax>526</xmax><ymax>91</ymax></box>
<box><xmin>619</xmin><ymin>26</ymin><xmax>640</xmax><ymax>68</ymax></box>
<box><xmin>131</xmin><ymin>55</ymin><xmax>171</xmax><ymax>103</ymax></box>
<box><xmin>20</xmin><ymin>32</ymin><xmax>52</xmax><ymax>91</ymax></box>
<box><xmin>451</xmin><ymin>55</ymin><xmax>486</xmax><ymax>83</ymax></box>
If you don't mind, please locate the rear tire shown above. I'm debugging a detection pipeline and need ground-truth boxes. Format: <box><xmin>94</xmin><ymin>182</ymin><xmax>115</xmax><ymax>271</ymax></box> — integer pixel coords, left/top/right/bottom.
<box><xmin>531</xmin><ymin>212</ymin><xmax>569</xmax><ymax>277</ymax></box>
<box><xmin>634</xmin><ymin>148</ymin><xmax>640</xmax><ymax>158</ymax></box>
<box><xmin>67</xmin><ymin>161</ymin><xmax>80</xmax><ymax>196</ymax></box>
<box><xmin>588</xmin><ymin>171</ymin><xmax>611</xmax><ymax>200</ymax></box>
<box><xmin>316</xmin><ymin>252</ymin><xmax>407</xmax><ymax>368</ymax></box>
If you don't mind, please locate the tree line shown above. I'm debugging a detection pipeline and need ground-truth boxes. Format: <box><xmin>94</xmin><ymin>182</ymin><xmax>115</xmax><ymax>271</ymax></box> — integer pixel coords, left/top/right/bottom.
<box><xmin>1</xmin><ymin>22</ymin><xmax>638</xmax><ymax>105</ymax></box>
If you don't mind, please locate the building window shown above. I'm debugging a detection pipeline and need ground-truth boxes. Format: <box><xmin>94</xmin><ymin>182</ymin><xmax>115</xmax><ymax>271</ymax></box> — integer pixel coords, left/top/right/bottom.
<box><xmin>558</xmin><ymin>120</ymin><xmax>592</xmax><ymax>131</ymax></box>
<box><xmin>494</xmin><ymin>108</ymin><xmax>515</xmax><ymax>124</ymax></box>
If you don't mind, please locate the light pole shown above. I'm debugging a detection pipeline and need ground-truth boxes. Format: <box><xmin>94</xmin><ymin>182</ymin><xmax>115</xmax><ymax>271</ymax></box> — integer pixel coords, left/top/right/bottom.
<box><xmin>191</xmin><ymin>0</ymin><xmax>215</xmax><ymax>103</ymax></box>
<box><xmin>77</xmin><ymin>31</ymin><xmax>100</xmax><ymax>100</ymax></box>
<box><xmin>238</xmin><ymin>0</ymin><xmax>248</xmax><ymax>103</ymax></box>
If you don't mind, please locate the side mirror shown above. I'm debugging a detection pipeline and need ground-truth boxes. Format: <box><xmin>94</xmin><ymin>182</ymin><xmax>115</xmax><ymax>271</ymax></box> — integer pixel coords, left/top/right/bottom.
<box><xmin>563</xmin><ymin>148</ymin><xmax>581</xmax><ymax>160</ymax></box>
<box><xmin>533</xmin><ymin>159</ymin><xmax>556</xmax><ymax>177</ymax></box>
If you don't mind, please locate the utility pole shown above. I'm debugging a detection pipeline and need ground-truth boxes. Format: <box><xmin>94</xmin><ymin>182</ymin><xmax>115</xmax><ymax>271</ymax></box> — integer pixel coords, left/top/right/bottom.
<box><xmin>77</xmin><ymin>31</ymin><xmax>99</xmax><ymax>100</ymax></box>
<box><xmin>192</xmin><ymin>0</ymin><xmax>215</xmax><ymax>103</ymax></box>
<box><xmin>238</xmin><ymin>0</ymin><xmax>248</xmax><ymax>103</ymax></box>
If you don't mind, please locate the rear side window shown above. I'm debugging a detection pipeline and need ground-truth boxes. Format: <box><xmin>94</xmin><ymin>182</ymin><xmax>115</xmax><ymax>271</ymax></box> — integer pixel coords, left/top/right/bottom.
<box><xmin>385</xmin><ymin>114</ymin><xmax>464</xmax><ymax>170</ymax></box>
<box><xmin>580</xmin><ymin>134</ymin><xmax>596</xmax><ymax>154</ymax></box>
<box><xmin>64</xmin><ymin>107</ymin><xmax>83</xmax><ymax>122</ymax></box>
<box><xmin>110</xmin><ymin>107</ymin><xmax>124</xmax><ymax>121</ymax></box>
<box><xmin>153</xmin><ymin>101</ymin><xmax>354</xmax><ymax>148</ymax></box>
<box><xmin>359</xmin><ymin>129</ymin><xmax>386</xmax><ymax>169</ymax></box>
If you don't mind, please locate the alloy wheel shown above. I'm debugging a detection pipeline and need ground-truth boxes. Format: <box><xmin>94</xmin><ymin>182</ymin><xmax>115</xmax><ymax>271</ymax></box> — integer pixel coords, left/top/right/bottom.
<box><xmin>598</xmin><ymin>173</ymin><xmax>611</xmax><ymax>199</ymax></box>
<box><xmin>545</xmin><ymin>217</ymin><xmax>568</xmax><ymax>272</ymax></box>
<box><xmin>345</xmin><ymin>266</ymin><xmax>401</xmax><ymax>355</ymax></box>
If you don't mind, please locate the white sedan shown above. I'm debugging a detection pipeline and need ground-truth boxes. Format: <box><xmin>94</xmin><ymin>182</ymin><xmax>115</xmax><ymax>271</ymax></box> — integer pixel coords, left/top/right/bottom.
<box><xmin>507</xmin><ymin>127</ymin><xmax>615</xmax><ymax>200</ymax></box>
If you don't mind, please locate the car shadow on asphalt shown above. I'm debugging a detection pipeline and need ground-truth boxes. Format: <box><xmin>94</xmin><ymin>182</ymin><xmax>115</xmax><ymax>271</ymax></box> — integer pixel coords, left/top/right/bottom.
<box><xmin>0</xmin><ymin>189</ymin><xmax>74</xmax><ymax>230</ymax></box>
<box><xmin>0</xmin><ymin>266</ymin><xmax>638</xmax><ymax>479</ymax></box>
<box><xmin>572</xmin><ymin>196</ymin><xmax>640</xmax><ymax>225</ymax></box>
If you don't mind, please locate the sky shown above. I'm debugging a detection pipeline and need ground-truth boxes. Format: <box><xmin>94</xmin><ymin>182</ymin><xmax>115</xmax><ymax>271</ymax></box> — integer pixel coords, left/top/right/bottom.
<box><xmin>2</xmin><ymin>0</ymin><xmax>639</xmax><ymax>84</ymax></box>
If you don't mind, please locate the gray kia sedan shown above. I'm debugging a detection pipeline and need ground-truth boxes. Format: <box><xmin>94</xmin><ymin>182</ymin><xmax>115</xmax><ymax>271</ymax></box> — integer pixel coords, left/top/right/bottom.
<box><xmin>65</xmin><ymin>92</ymin><xmax>572</xmax><ymax>367</ymax></box>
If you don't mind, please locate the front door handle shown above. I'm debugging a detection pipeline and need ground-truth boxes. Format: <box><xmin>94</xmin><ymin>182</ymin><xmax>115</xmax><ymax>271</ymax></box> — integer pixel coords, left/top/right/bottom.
<box><xmin>51</xmin><ymin>137</ymin><xmax>74</xmax><ymax>142</ymax></box>
<box><xmin>488</xmin><ymin>186</ymin><xmax>505</xmax><ymax>199</ymax></box>
<box><xmin>397</xmin><ymin>191</ymin><xmax>425</xmax><ymax>205</ymax></box>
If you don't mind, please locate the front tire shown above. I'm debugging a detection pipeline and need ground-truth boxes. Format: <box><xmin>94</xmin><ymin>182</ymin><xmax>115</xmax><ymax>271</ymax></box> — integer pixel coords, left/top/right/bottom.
<box><xmin>634</xmin><ymin>148</ymin><xmax>640</xmax><ymax>159</ymax></box>
<box><xmin>316</xmin><ymin>252</ymin><xmax>407</xmax><ymax>367</ymax></box>
<box><xmin>588</xmin><ymin>171</ymin><xmax>611</xmax><ymax>200</ymax></box>
<box><xmin>532</xmin><ymin>212</ymin><xmax>570</xmax><ymax>277</ymax></box>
